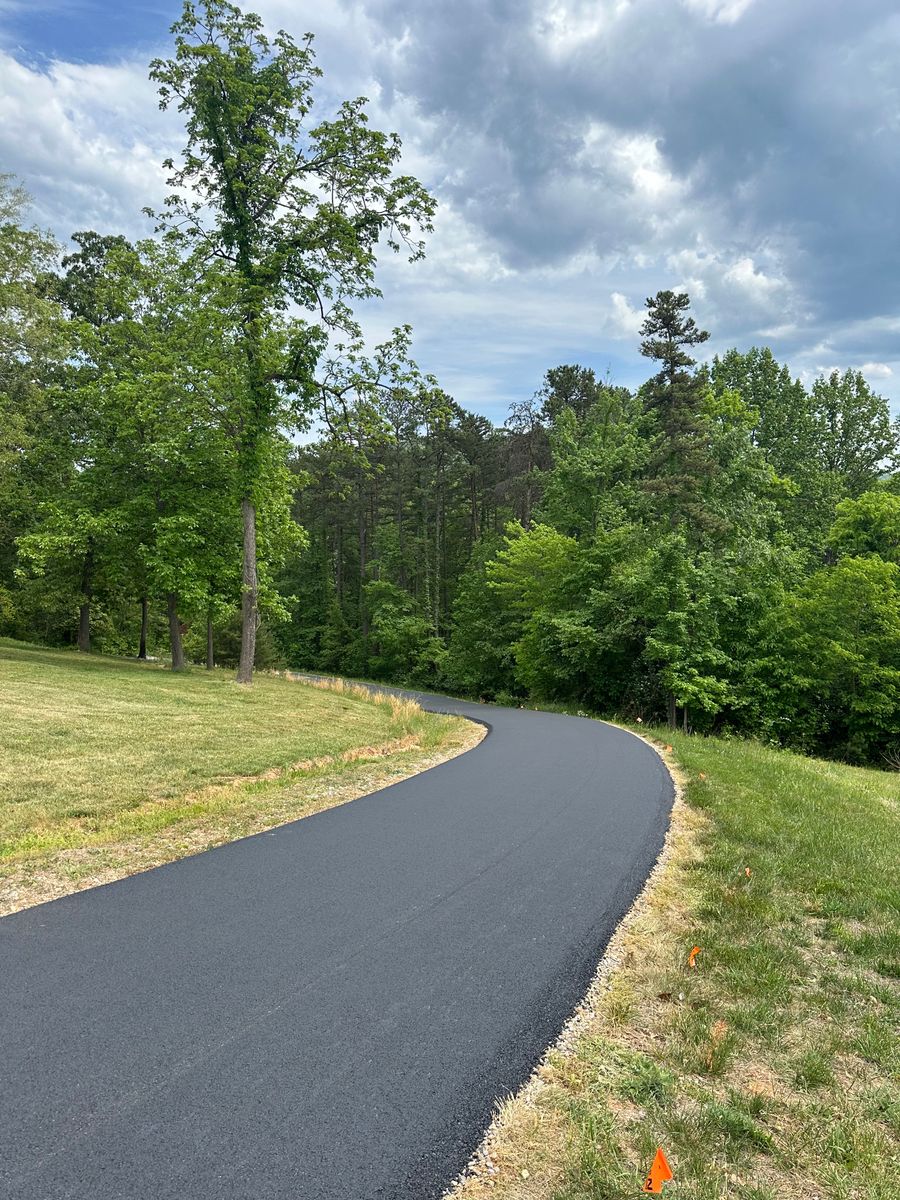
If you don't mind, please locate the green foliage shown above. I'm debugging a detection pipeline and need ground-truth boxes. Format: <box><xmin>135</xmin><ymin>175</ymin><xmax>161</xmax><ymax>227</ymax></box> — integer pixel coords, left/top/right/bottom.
<box><xmin>538</xmin><ymin>363</ymin><xmax>608</xmax><ymax>425</ymax></box>
<box><xmin>488</xmin><ymin>522</ymin><xmax>579</xmax><ymax>613</ymax></box>
<box><xmin>0</xmin><ymin>177</ymin><xmax>72</xmax><ymax>632</ymax></box>
<box><xmin>538</xmin><ymin>394</ymin><xmax>646</xmax><ymax>538</ymax></box>
<box><xmin>283</xmin><ymin>290</ymin><xmax>900</xmax><ymax>764</ymax></box>
<box><xmin>711</xmin><ymin>346</ymin><xmax>814</xmax><ymax>477</ymax></box>
<box><xmin>830</xmin><ymin>490</ymin><xmax>900</xmax><ymax>562</ymax></box>
<box><xmin>712</xmin><ymin>349</ymin><xmax>900</xmax><ymax>556</ymax></box>
<box><xmin>772</xmin><ymin>556</ymin><xmax>900</xmax><ymax>762</ymax></box>
<box><xmin>811</xmin><ymin>369</ymin><xmax>900</xmax><ymax>495</ymax></box>
<box><xmin>444</xmin><ymin>538</ymin><xmax>521</xmax><ymax>699</ymax></box>
<box><xmin>365</xmin><ymin>580</ymin><xmax>445</xmax><ymax>684</ymax></box>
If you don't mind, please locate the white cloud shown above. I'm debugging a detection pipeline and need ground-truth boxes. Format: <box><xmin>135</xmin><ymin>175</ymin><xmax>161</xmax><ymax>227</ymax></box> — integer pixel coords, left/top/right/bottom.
<box><xmin>535</xmin><ymin>1</ymin><xmax>630</xmax><ymax>59</ymax></box>
<box><xmin>722</xmin><ymin>255</ymin><xmax>783</xmax><ymax>302</ymax></box>
<box><xmin>861</xmin><ymin>361</ymin><xmax>894</xmax><ymax>379</ymax></box>
<box><xmin>609</xmin><ymin>291</ymin><xmax>644</xmax><ymax>337</ymax></box>
<box><xmin>610</xmin><ymin>131</ymin><xmax>687</xmax><ymax>207</ymax></box>
<box><xmin>0</xmin><ymin>50</ymin><xmax>177</xmax><ymax>237</ymax></box>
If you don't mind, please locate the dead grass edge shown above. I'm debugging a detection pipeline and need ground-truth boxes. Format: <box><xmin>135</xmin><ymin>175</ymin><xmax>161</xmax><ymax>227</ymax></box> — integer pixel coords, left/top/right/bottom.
<box><xmin>1</xmin><ymin>691</ymin><xmax>485</xmax><ymax>917</ymax></box>
<box><xmin>444</xmin><ymin>723</ymin><xmax>692</xmax><ymax>1197</ymax></box>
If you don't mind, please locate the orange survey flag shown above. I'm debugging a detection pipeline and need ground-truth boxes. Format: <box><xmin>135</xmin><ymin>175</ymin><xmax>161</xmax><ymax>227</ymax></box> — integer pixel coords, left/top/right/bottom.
<box><xmin>642</xmin><ymin>1146</ymin><xmax>674</xmax><ymax>1193</ymax></box>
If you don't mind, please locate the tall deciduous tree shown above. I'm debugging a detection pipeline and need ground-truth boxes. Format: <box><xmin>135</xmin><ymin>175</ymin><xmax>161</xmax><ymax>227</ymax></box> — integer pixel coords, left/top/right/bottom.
<box><xmin>48</xmin><ymin>231</ymin><xmax>141</xmax><ymax>651</ymax></box>
<box><xmin>0</xmin><ymin>178</ymin><xmax>71</xmax><ymax>635</ymax></box>
<box><xmin>773</xmin><ymin>556</ymin><xmax>900</xmax><ymax>763</ymax></box>
<box><xmin>810</xmin><ymin>369</ymin><xmax>899</xmax><ymax>496</ymax></box>
<box><xmin>709</xmin><ymin>346</ymin><xmax>835</xmax><ymax>552</ymax></box>
<box><xmin>710</xmin><ymin>347</ymin><xmax>813</xmax><ymax>474</ymax></box>
<box><xmin>149</xmin><ymin>0</ymin><xmax>435</xmax><ymax>682</ymax></box>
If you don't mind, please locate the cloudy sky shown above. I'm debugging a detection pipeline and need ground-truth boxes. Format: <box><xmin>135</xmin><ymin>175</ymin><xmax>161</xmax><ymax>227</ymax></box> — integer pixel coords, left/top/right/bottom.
<box><xmin>2</xmin><ymin>0</ymin><xmax>898</xmax><ymax>422</ymax></box>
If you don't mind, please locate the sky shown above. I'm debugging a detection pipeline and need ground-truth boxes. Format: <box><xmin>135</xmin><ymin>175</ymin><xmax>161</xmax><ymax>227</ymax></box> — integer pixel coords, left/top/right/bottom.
<box><xmin>1</xmin><ymin>0</ymin><xmax>899</xmax><ymax>424</ymax></box>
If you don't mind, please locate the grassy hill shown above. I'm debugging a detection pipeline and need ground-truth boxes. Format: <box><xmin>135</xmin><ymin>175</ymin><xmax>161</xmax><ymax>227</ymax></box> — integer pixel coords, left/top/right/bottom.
<box><xmin>0</xmin><ymin>640</ymin><xmax>476</xmax><ymax>914</ymax></box>
<box><xmin>455</xmin><ymin>730</ymin><xmax>900</xmax><ymax>1200</ymax></box>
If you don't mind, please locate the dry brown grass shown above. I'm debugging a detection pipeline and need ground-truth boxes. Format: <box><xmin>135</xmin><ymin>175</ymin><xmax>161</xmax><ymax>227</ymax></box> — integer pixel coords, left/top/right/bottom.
<box><xmin>298</xmin><ymin>672</ymin><xmax>423</xmax><ymax>722</ymax></box>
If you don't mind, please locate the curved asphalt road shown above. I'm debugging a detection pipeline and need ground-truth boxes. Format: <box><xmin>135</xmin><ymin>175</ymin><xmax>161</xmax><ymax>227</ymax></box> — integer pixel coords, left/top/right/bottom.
<box><xmin>1</xmin><ymin>689</ymin><xmax>673</xmax><ymax>1199</ymax></box>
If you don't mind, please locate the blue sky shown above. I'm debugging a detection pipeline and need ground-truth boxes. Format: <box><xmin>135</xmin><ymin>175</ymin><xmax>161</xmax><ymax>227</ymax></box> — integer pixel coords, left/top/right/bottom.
<box><xmin>2</xmin><ymin>0</ymin><xmax>899</xmax><ymax>423</ymax></box>
<box><xmin>0</xmin><ymin>2</ymin><xmax>172</xmax><ymax>61</ymax></box>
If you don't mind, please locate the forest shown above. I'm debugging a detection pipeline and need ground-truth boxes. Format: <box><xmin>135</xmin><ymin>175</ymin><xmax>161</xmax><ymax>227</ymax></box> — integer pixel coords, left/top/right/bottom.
<box><xmin>3</xmin><ymin>1</ymin><xmax>900</xmax><ymax>767</ymax></box>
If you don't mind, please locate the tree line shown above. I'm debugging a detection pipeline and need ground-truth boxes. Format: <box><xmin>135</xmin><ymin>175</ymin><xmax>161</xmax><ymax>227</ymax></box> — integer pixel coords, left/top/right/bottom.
<box><xmin>3</xmin><ymin>2</ymin><xmax>900</xmax><ymax>766</ymax></box>
<box><xmin>283</xmin><ymin>297</ymin><xmax>900</xmax><ymax>766</ymax></box>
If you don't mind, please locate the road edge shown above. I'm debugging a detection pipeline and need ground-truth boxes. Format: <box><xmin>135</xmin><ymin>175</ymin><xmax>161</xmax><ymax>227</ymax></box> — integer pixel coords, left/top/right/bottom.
<box><xmin>444</xmin><ymin>721</ymin><xmax>687</xmax><ymax>1196</ymax></box>
<box><xmin>0</xmin><ymin>685</ymin><xmax>485</xmax><ymax>918</ymax></box>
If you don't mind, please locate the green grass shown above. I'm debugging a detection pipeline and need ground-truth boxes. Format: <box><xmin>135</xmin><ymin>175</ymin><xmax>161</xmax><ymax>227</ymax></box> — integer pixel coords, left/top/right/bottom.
<box><xmin>456</xmin><ymin>729</ymin><xmax>900</xmax><ymax>1200</ymax></box>
<box><xmin>0</xmin><ymin>639</ymin><xmax>456</xmax><ymax>868</ymax></box>
<box><xmin>557</xmin><ymin>733</ymin><xmax>900</xmax><ymax>1199</ymax></box>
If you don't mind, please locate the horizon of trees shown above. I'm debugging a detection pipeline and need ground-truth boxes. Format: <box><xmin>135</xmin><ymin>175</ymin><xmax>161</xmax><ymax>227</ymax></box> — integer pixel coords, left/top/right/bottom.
<box><xmin>3</xmin><ymin>3</ymin><xmax>900</xmax><ymax>768</ymax></box>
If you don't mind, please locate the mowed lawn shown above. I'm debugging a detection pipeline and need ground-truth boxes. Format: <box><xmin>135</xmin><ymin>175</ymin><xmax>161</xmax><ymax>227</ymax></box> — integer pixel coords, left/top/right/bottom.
<box><xmin>0</xmin><ymin>640</ymin><xmax>451</xmax><ymax>866</ymax></box>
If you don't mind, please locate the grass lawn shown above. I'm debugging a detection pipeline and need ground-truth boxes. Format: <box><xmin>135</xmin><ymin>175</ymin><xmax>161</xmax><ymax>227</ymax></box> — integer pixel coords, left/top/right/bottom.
<box><xmin>454</xmin><ymin>730</ymin><xmax>899</xmax><ymax>1200</ymax></box>
<box><xmin>0</xmin><ymin>640</ymin><xmax>477</xmax><ymax>913</ymax></box>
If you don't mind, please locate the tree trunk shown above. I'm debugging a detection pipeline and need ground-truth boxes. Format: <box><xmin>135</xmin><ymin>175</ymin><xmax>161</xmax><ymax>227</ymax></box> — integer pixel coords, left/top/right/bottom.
<box><xmin>683</xmin><ymin>705</ymin><xmax>689</xmax><ymax>734</ymax></box>
<box><xmin>667</xmin><ymin>692</ymin><xmax>677</xmax><ymax>731</ymax></box>
<box><xmin>358</xmin><ymin>480</ymin><xmax>369</xmax><ymax>641</ymax></box>
<box><xmin>167</xmin><ymin>592</ymin><xmax>185</xmax><ymax>671</ymax></box>
<box><xmin>138</xmin><ymin>596</ymin><xmax>149</xmax><ymax>659</ymax></box>
<box><xmin>397</xmin><ymin>446</ymin><xmax>407</xmax><ymax>589</ymax></box>
<box><xmin>206</xmin><ymin>612</ymin><xmax>215</xmax><ymax>670</ymax></box>
<box><xmin>77</xmin><ymin>603</ymin><xmax>91</xmax><ymax>653</ymax></box>
<box><xmin>237</xmin><ymin>496</ymin><xmax>258</xmax><ymax>684</ymax></box>
<box><xmin>434</xmin><ymin>486</ymin><xmax>442</xmax><ymax>633</ymax></box>
<box><xmin>77</xmin><ymin>549</ymin><xmax>93</xmax><ymax>653</ymax></box>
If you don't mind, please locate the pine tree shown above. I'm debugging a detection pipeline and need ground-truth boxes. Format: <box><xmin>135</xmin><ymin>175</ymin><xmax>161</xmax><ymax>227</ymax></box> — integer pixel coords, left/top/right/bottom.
<box><xmin>639</xmin><ymin>290</ymin><xmax>724</xmax><ymax>536</ymax></box>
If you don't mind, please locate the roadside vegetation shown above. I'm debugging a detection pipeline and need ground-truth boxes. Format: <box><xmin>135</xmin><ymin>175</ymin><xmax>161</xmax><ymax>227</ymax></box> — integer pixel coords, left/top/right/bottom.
<box><xmin>0</xmin><ymin>640</ymin><xmax>477</xmax><ymax>914</ymax></box>
<box><xmin>453</xmin><ymin>730</ymin><xmax>899</xmax><ymax>1200</ymax></box>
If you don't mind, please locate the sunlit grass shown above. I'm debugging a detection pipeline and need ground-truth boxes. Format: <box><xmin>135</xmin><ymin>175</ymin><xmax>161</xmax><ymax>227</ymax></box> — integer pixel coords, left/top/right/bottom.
<box><xmin>0</xmin><ymin>639</ymin><xmax>454</xmax><ymax>865</ymax></box>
